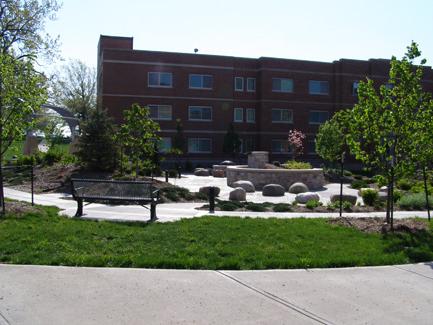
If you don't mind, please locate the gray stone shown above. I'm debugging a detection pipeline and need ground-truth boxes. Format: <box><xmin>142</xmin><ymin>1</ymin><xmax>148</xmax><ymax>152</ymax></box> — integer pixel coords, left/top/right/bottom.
<box><xmin>288</xmin><ymin>182</ymin><xmax>309</xmax><ymax>194</ymax></box>
<box><xmin>330</xmin><ymin>194</ymin><xmax>357</xmax><ymax>205</ymax></box>
<box><xmin>229</xmin><ymin>187</ymin><xmax>246</xmax><ymax>201</ymax></box>
<box><xmin>262</xmin><ymin>184</ymin><xmax>285</xmax><ymax>196</ymax></box>
<box><xmin>194</xmin><ymin>168</ymin><xmax>210</xmax><ymax>176</ymax></box>
<box><xmin>199</xmin><ymin>186</ymin><xmax>220</xmax><ymax>197</ymax></box>
<box><xmin>379</xmin><ymin>186</ymin><xmax>388</xmax><ymax>192</ymax></box>
<box><xmin>295</xmin><ymin>192</ymin><xmax>320</xmax><ymax>204</ymax></box>
<box><xmin>220</xmin><ymin>160</ymin><xmax>236</xmax><ymax>166</ymax></box>
<box><xmin>232</xmin><ymin>180</ymin><xmax>255</xmax><ymax>192</ymax></box>
<box><xmin>212</xmin><ymin>169</ymin><xmax>225</xmax><ymax>178</ymax></box>
<box><xmin>378</xmin><ymin>191</ymin><xmax>388</xmax><ymax>201</ymax></box>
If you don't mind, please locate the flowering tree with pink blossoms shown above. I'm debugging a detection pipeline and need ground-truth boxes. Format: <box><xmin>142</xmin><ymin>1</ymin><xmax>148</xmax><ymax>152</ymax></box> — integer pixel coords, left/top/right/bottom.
<box><xmin>288</xmin><ymin>129</ymin><xmax>306</xmax><ymax>161</ymax></box>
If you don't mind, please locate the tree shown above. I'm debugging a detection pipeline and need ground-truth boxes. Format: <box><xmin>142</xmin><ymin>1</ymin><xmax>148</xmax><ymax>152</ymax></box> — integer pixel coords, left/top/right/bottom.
<box><xmin>76</xmin><ymin>109</ymin><xmax>118</xmax><ymax>171</ymax></box>
<box><xmin>346</xmin><ymin>42</ymin><xmax>431</xmax><ymax>227</ymax></box>
<box><xmin>0</xmin><ymin>0</ymin><xmax>60</xmax><ymax>215</ymax></box>
<box><xmin>287</xmin><ymin>129</ymin><xmax>305</xmax><ymax>161</ymax></box>
<box><xmin>118</xmin><ymin>104</ymin><xmax>160</xmax><ymax>177</ymax></box>
<box><xmin>49</xmin><ymin>60</ymin><xmax>96</xmax><ymax>121</ymax></box>
<box><xmin>172</xmin><ymin>118</ymin><xmax>185</xmax><ymax>153</ymax></box>
<box><xmin>223</xmin><ymin>123</ymin><xmax>241</xmax><ymax>158</ymax></box>
<box><xmin>42</xmin><ymin>115</ymin><xmax>65</xmax><ymax>148</ymax></box>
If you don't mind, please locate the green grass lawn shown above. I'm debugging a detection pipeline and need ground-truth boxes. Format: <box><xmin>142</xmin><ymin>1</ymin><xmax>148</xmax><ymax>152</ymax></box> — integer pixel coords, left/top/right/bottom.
<box><xmin>0</xmin><ymin>206</ymin><xmax>432</xmax><ymax>269</ymax></box>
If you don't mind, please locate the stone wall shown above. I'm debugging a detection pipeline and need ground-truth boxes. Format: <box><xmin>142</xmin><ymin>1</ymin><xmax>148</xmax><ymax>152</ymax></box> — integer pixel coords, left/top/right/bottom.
<box><xmin>247</xmin><ymin>151</ymin><xmax>268</xmax><ymax>169</ymax></box>
<box><xmin>226</xmin><ymin>166</ymin><xmax>325</xmax><ymax>190</ymax></box>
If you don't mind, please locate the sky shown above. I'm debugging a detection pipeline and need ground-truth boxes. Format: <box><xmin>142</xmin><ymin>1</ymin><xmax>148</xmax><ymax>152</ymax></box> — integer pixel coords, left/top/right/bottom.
<box><xmin>45</xmin><ymin>0</ymin><xmax>433</xmax><ymax>69</ymax></box>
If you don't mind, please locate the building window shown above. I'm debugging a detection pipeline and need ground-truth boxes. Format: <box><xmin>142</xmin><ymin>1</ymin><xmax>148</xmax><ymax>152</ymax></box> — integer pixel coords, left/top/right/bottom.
<box><xmin>352</xmin><ymin>81</ymin><xmax>359</xmax><ymax>96</ymax></box>
<box><xmin>234</xmin><ymin>77</ymin><xmax>244</xmax><ymax>91</ymax></box>
<box><xmin>148</xmin><ymin>72</ymin><xmax>172</xmax><ymax>87</ymax></box>
<box><xmin>158</xmin><ymin>137</ymin><xmax>172</xmax><ymax>153</ymax></box>
<box><xmin>309</xmin><ymin>80</ymin><xmax>329</xmax><ymax>95</ymax></box>
<box><xmin>188</xmin><ymin>138</ymin><xmax>212</xmax><ymax>153</ymax></box>
<box><xmin>188</xmin><ymin>106</ymin><xmax>212</xmax><ymax>121</ymax></box>
<box><xmin>189</xmin><ymin>74</ymin><xmax>213</xmax><ymax>89</ymax></box>
<box><xmin>307</xmin><ymin>139</ymin><xmax>316</xmax><ymax>155</ymax></box>
<box><xmin>149</xmin><ymin>105</ymin><xmax>172</xmax><ymax>120</ymax></box>
<box><xmin>247</xmin><ymin>78</ymin><xmax>256</xmax><ymax>92</ymax></box>
<box><xmin>234</xmin><ymin>107</ymin><xmax>243</xmax><ymax>122</ymax></box>
<box><xmin>246</xmin><ymin>108</ymin><xmax>255</xmax><ymax>123</ymax></box>
<box><xmin>271</xmin><ymin>139</ymin><xmax>290</xmax><ymax>153</ymax></box>
<box><xmin>271</xmin><ymin>108</ymin><xmax>293</xmax><ymax>123</ymax></box>
<box><xmin>309</xmin><ymin>111</ymin><xmax>329</xmax><ymax>124</ymax></box>
<box><xmin>272</xmin><ymin>78</ymin><xmax>293</xmax><ymax>93</ymax></box>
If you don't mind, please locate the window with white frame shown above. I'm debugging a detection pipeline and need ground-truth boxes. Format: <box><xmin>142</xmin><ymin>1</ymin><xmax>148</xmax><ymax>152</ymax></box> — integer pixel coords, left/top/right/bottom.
<box><xmin>271</xmin><ymin>139</ymin><xmax>290</xmax><ymax>153</ymax></box>
<box><xmin>247</xmin><ymin>78</ymin><xmax>256</xmax><ymax>92</ymax></box>
<box><xmin>271</xmin><ymin>108</ymin><xmax>293</xmax><ymax>123</ymax></box>
<box><xmin>246</xmin><ymin>108</ymin><xmax>255</xmax><ymax>123</ymax></box>
<box><xmin>188</xmin><ymin>106</ymin><xmax>212</xmax><ymax>121</ymax></box>
<box><xmin>149</xmin><ymin>105</ymin><xmax>172</xmax><ymax>120</ymax></box>
<box><xmin>189</xmin><ymin>74</ymin><xmax>213</xmax><ymax>89</ymax></box>
<box><xmin>272</xmin><ymin>78</ymin><xmax>293</xmax><ymax>93</ymax></box>
<box><xmin>352</xmin><ymin>81</ymin><xmax>359</xmax><ymax>96</ymax></box>
<box><xmin>234</xmin><ymin>77</ymin><xmax>244</xmax><ymax>91</ymax></box>
<box><xmin>234</xmin><ymin>107</ymin><xmax>243</xmax><ymax>122</ymax></box>
<box><xmin>309</xmin><ymin>111</ymin><xmax>329</xmax><ymax>124</ymax></box>
<box><xmin>158</xmin><ymin>137</ymin><xmax>172</xmax><ymax>153</ymax></box>
<box><xmin>309</xmin><ymin>80</ymin><xmax>329</xmax><ymax>95</ymax></box>
<box><xmin>188</xmin><ymin>138</ymin><xmax>212</xmax><ymax>153</ymax></box>
<box><xmin>148</xmin><ymin>72</ymin><xmax>172</xmax><ymax>87</ymax></box>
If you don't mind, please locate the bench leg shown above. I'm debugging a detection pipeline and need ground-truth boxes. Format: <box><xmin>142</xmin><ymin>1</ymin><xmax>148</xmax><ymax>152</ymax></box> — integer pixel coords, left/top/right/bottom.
<box><xmin>75</xmin><ymin>199</ymin><xmax>83</xmax><ymax>217</ymax></box>
<box><xmin>150</xmin><ymin>202</ymin><xmax>157</xmax><ymax>222</ymax></box>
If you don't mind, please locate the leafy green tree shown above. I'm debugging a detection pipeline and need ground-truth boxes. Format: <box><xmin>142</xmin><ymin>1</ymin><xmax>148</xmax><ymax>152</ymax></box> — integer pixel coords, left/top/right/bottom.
<box><xmin>49</xmin><ymin>60</ymin><xmax>96</xmax><ymax>121</ymax></box>
<box><xmin>118</xmin><ymin>104</ymin><xmax>160</xmax><ymax>177</ymax></box>
<box><xmin>346</xmin><ymin>42</ymin><xmax>431</xmax><ymax>226</ymax></box>
<box><xmin>223</xmin><ymin>123</ymin><xmax>241</xmax><ymax>158</ymax></box>
<box><xmin>76</xmin><ymin>109</ymin><xmax>118</xmax><ymax>171</ymax></box>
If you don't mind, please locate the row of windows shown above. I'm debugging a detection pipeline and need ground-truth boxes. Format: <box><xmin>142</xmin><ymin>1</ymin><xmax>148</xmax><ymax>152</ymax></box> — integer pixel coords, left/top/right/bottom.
<box><xmin>149</xmin><ymin>105</ymin><xmax>328</xmax><ymax>124</ymax></box>
<box><xmin>159</xmin><ymin>137</ymin><xmax>316</xmax><ymax>154</ymax></box>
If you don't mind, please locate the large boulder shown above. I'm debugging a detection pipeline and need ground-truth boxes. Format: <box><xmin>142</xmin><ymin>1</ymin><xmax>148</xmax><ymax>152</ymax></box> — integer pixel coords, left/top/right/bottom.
<box><xmin>378</xmin><ymin>191</ymin><xmax>388</xmax><ymax>201</ymax></box>
<box><xmin>379</xmin><ymin>186</ymin><xmax>388</xmax><ymax>192</ymax></box>
<box><xmin>199</xmin><ymin>186</ymin><xmax>220</xmax><ymax>197</ymax></box>
<box><xmin>330</xmin><ymin>194</ymin><xmax>357</xmax><ymax>205</ymax></box>
<box><xmin>232</xmin><ymin>180</ymin><xmax>255</xmax><ymax>193</ymax></box>
<box><xmin>288</xmin><ymin>182</ymin><xmax>309</xmax><ymax>194</ymax></box>
<box><xmin>212</xmin><ymin>169</ymin><xmax>225</xmax><ymax>178</ymax></box>
<box><xmin>194</xmin><ymin>168</ymin><xmax>210</xmax><ymax>176</ymax></box>
<box><xmin>229</xmin><ymin>187</ymin><xmax>246</xmax><ymax>201</ymax></box>
<box><xmin>220</xmin><ymin>160</ymin><xmax>236</xmax><ymax>166</ymax></box>
<box><xmin>262</xmin><ymin>184</ymin><xmax>285</xmax><ymax>197</ymax></box>
<box><xmin>295</xmin><ymin>192</ymin><xmax>320</xmax><ymax>204</ymax></box>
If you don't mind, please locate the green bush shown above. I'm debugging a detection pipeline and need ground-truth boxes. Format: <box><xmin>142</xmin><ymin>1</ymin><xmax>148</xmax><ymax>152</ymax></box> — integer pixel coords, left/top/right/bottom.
<box><xmin>245</xmin><ymin>202</ymin><xmax>267</xmax><ymax>212</ymax></box>
<box><xmin>393</xmin><ymin>189</ymin><xmax>402</xmax><ymax>203</ymax></box>
<box><xmin>351</xmin><ymin>179</ymin><xmax>368</xmax><ymax>189</ymax></box>
<box><xmin>217</xmin><ymin>200</ymin><xmax>243</xmax><ymax>211</ymax></box>
<box><xmin>43</xmin><ymin>148</ymin><xmax>63</xmax><ymax>166</ymax></box>
<box><xmin>168</xmin><ymin>169</ymin><xmax>178</xmax><ymax>178</ymax></box>
<box><xmin>283</xmin><ymin>160</ymin><xmax>312</xmax><ymax>169</ymax></box>
<box><xmin>342</xmin><ymin>201</ymin><xmax>353</xmax><ymax>211</ymax></box>
<box><xmin>361</xmin><ymin>189</ymin><xmax>378</xmax><ymax>206</ymax></box>
<box><xmin>343</xmin><ymin>170</ymin><xmax>352</xmax><ymax>176</ymax></box>
<box><xmin>305</xmin><ymin>199</ymin><xmax>322</xmax><ymax>209</ymax></box>
<box><xmin>372</xmin><ymin>175</ymin><xmax>387</xmax><ymax>187</ymax></box>
<box><xmin>273</xmin><ymin>203</ymin><xmax>292</xmax><ymax>212</ymax></box>
<box><xmin>410</xmin><ymin>181</ymin><xmax>433</xmax><ymax>195</ymax></box>
<box><xmin>398</xmin><ymin>193</ymin><xmax>433</xmax><ymax>210</ymax></box>
<box><xmin>396</xmin><ymin>178</ymin><xmax>413</xmax><ymax>191</ymax></box>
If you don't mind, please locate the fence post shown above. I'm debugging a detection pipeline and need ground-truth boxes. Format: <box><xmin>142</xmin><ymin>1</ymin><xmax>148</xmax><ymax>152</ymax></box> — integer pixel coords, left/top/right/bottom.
<box><xmin>209</xmin><ymin>187</ymin><xmax>215</xmax><ymax>213</ymax></box>
<box><xmin>165</xmin><ymin>170</ymin><xmax>169</xmax><ymax>182</ymax></box>
<box><xmin>31</xmin><ymin>163</ymin><xmax>34</xmax><ymax>206</ymax></box>
<box><xmin>177</xmin><ymin>165</ymin><xmax>181</xmax><ymax>179</ymax></box>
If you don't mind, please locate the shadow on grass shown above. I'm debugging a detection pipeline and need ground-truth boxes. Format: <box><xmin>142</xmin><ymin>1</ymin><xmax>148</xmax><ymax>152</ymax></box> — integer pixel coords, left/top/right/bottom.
<box><xmin>384</xmin><ymin>230</ymin><xmax>433</xmax><ymax>263</ymax></box>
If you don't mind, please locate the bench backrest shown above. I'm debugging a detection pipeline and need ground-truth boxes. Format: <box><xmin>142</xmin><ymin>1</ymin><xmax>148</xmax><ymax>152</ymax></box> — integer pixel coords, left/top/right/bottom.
<box><xmin>71</xmin><ymin>178</ymin><xmax>156</xmax><ymax>201</ymax></box>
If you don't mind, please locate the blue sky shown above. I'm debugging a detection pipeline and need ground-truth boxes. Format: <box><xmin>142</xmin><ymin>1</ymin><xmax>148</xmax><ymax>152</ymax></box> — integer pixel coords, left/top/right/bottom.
<box><xmin>45</xmin><ymin>0</ymin><xmax>433</xmax><ymax>68</ymax></box>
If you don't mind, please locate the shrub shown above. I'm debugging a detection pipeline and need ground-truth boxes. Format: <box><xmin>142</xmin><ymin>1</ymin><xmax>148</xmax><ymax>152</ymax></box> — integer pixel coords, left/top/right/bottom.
<box><xmin>284</xmin><ymin>160</ymin><xmax>312</xmax><ymax>169</ymax></box>
<box><xmin>393</xmin><ymin>189</ymin><xmax>402</xmax><ymax>203</ymax></box>
<box><xmin>305</xmin><ymin>199</ymin><xmax>322</xmax><ymax>209</ymax></box>
<box><xmin>168</xmin><ymin>169</ymin><xmax>178</xmax><ymax>178</ymax></box>
<box><xmin>273</xmin><ymin>203</ymin><xmax>292</xmax><ymax>212</ymax></box>
<box><xmin>410</xmin><ymin>181</ymin><xmax>433</xmax><ymax>195</ymax></box>
<box><xmin>361</xmin><ymin>189</ymin><xmax>378</xmax><ymax>206</ymax></box>
<box><xmin>273</xmin><ymin>161</ymin><xmax>281</xmax><ymax>167</ymax></box>
<box><xmin>343</xmin><ymin>170</ymin><xmax>352</xmax><ymax>176</ymax></box>
<box><xmin>342</xmin><ymin>200</ymin><xmax>353</xmax><ymax>211</ymax></box>
<box><xmin>218</xmin><ymin>200</ymin><xmax>243</xmax><ymax>211</ymax></box>
<box><xmin>245</xmin><ymin>202</ymin><xmax>267</xmax><ymax>212</ymax></box>
<box><xmin>372</xmin><ymin>175</ymin><xmax>387</xmax><ymax>187</ymax></box>
<box><xmin>396</xmin><ymin>178</ymin><xmax>413</xmax><ymax>191</ymax></box>
<box><xmin>43</xmin><ymin>148</ymin><xmax>63</xmax><ymax>166</ymax></box>
<box><xmin>398</xmin><ymin>193</ymin><xmax>433</xmax><ymax>210</ymax></box>
<box><xmin>351</xmin><ymin>179</ymin><xmax>368</xmax><ymax>189</ymax></box>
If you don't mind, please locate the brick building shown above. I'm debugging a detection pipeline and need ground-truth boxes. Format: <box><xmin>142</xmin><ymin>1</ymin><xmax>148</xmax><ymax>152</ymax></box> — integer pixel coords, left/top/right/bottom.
<box><xmin>97</xmin><ymin>35</ymin><xmax>433</xmax><ymax>166</ymax></box>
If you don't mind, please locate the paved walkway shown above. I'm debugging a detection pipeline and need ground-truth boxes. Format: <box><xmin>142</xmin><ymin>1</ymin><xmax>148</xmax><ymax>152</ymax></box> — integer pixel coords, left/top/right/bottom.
<box><xmin>0</xmin><ymin>263</ymin><xmax>432</xmax><ymax>324</ymax></box>
<box><xmin>4</xmin><ymin>187</ymin><xmax>430</xmax><ymax>222</ymax></box>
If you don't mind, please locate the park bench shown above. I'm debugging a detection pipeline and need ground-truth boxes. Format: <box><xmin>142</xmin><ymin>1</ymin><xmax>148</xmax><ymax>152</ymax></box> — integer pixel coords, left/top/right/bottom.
<box><xmin>70</xmin><ymin>178</ymin><xmax>160</xmax><ymax>221</ymax></box>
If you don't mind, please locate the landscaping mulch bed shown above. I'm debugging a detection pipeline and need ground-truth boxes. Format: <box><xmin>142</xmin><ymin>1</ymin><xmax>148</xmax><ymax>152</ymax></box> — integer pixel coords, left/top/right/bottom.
<box><xmin>329</xmin><ymin>217</ymin><xmax>429</xmax><ymax>234</ymax></box>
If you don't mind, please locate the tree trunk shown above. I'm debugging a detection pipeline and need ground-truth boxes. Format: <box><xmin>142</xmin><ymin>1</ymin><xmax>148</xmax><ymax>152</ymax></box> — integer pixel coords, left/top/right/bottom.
<box><xmin>339</xmin><ymin>160</ymin><xmax>344</xmax><ymax>217</ymax></box>
<box><xmin>386</xmin><ymin>177</ymin><xmax>391</xmax><ymax>224</ymax></box>
<box><xmin>423</xmin><ymin>166</ymin><xmax>431</xmax><ymax>221</ymax></box>
<box><xmin>390</xmin><ymin>167</ymin><xmax>395</xmax><ymax>230</ymax></box>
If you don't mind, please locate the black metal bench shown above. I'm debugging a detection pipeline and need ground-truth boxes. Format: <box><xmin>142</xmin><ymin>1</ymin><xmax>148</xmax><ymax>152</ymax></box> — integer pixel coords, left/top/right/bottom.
<box><xmin>70</xmin><ymin>178</ymin><xmax>160</xmax><ymax>221</ymax></box>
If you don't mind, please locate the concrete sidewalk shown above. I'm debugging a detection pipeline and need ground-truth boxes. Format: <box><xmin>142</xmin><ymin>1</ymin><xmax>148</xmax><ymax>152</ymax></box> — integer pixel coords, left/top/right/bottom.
<box><xmin>4</xmin><ymin>187</ymin><xmax>430</xmax><ymax>223</ymax></box>
<box><xmin>0</xmin><ymin>263</ymin><xmax>432</xmax><ymax>324</ymax></box>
